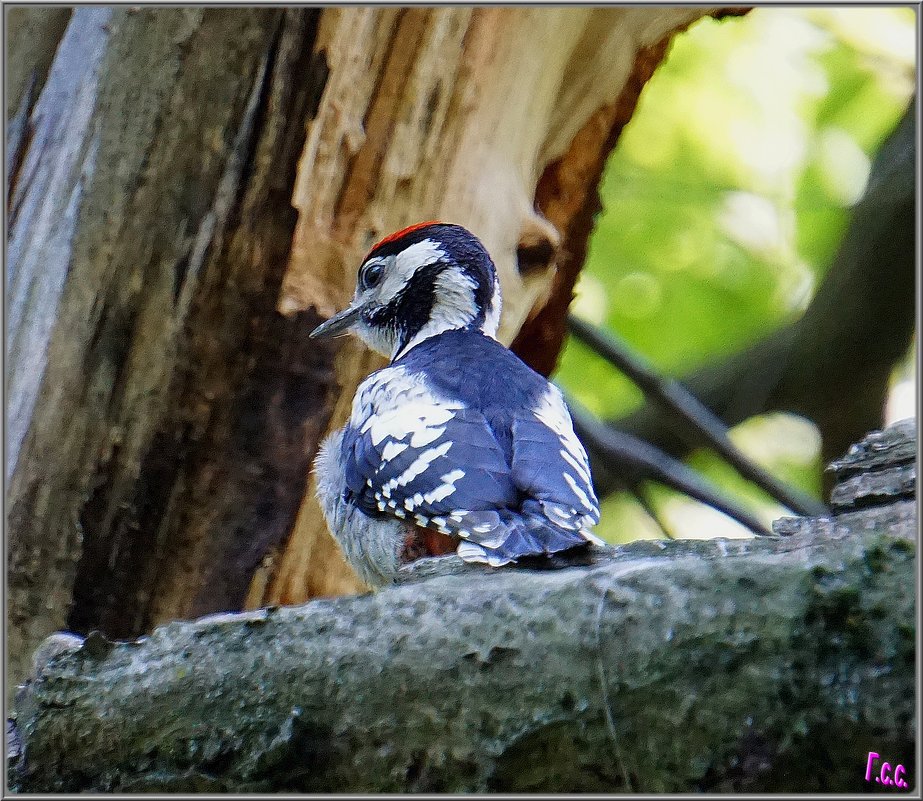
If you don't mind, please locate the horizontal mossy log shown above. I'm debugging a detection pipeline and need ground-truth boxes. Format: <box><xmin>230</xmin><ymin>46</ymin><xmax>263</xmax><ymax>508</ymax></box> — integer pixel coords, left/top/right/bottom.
<box><xmin>8</xmin><ymin>493</ymin><xmax>916</xmax><ymax>793</ymax></box>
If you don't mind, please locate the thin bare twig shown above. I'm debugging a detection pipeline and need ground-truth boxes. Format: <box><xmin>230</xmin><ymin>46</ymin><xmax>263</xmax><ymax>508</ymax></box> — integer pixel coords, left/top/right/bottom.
<box><xmin>567</xmin><ymin>314</ymin><xmax>828</xmax><ymax>517</ymax></box>
<box><xmin>568</xmin><ymin>400</ymin><xmax>773</xmax><ymax>537</ymax></box>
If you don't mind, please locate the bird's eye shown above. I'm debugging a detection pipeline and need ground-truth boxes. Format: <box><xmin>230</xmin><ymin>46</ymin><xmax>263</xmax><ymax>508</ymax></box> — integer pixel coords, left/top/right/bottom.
<box><xmin>361</xmin><ymin>261</ymin><xmax>384</xmax><ymax>290</ymax></box>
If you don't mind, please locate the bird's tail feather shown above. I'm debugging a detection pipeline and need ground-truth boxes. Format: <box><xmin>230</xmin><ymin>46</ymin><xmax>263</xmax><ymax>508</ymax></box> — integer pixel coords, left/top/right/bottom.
<box><xmin>457</xmin><ymin>508</ymin><xmax>596</xmax><ymax>567</ymax></box>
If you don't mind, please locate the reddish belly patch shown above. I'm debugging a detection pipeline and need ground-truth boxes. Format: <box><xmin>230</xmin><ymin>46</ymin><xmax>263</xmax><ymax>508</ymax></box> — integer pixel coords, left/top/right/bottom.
<box><xmin>401</xmin><ymin>525</ymin><xmax>457</xmax><ymax>564</ymax></box>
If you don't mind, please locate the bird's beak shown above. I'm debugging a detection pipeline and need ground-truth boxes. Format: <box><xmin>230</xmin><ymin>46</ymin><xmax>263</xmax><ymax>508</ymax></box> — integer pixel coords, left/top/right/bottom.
<box><xmin>309</xmin><ymin>303</ymin><xmax>365</xmax><ymax>339</ymax></box>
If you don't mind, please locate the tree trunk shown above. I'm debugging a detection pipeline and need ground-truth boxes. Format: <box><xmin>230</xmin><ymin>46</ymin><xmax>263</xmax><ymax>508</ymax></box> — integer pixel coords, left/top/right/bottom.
<box><xmin>7</xmin><ymin>7</ymin><xmax>329</xmax><ymax>688</ymax></box>
<box><xmin>8</xmin><ymin>422</ymin><xmax>916</xmax><ymax>793</ymax></box>
<box><xmin>6</xmin><ymin>7</ymin><xmax>715</xmax><ymax>691</ymax></box>
<box><xmin>248</xmin><ymin>6</ymin><xmax>719</xmax><ymax>607</ymax></box>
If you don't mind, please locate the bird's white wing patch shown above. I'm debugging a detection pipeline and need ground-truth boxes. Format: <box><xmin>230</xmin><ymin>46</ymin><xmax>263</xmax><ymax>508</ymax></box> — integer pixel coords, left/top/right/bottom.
<box><xmin>343</xmin><ymin>367</ymin><xmax>517</xmax><ymax>542</ymax></box>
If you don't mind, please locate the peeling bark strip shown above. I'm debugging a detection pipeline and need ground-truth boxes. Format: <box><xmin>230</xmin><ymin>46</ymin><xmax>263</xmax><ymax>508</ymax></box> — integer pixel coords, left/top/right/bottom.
<box><xmin>9</xmin><ymin>491</ymin><xmax>915</xmax><ymax>792</ymax></box>
<box><xmin>334</xmin><ymin>9</ymin><xmax>432</xmax><ymax>226</ymax></box>
<box><xmin>6</xmin><ymin>9</ymin><xmax>330</xmax><ymax>687</ymax></box>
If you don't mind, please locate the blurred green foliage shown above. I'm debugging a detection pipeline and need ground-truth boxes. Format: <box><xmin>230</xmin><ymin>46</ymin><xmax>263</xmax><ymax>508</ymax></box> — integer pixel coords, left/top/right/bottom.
<box><xmin>554</xmin><ymin>8</ymin><xmax>916</xmax><ymax>542</ymax></box>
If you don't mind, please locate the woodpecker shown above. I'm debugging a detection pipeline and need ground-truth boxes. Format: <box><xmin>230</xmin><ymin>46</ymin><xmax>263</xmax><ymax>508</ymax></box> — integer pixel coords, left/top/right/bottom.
<box><xmin>311</xmin><ymin>222</ymin><xmax>601</xmax><ymax>587</ymax></box>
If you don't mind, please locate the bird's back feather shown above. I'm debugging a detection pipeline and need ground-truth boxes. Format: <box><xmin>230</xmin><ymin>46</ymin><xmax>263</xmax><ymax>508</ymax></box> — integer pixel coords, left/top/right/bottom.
<box><xmin>339</xmin><ymin>330</ymin><xmax>600</xmax><ymax>564</ymax></box>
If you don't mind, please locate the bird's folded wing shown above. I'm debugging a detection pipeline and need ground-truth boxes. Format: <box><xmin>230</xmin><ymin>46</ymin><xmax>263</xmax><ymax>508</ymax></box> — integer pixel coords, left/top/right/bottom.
<box><xmin>510</xmin><ymin>385</ymin><xmax>600</xmax><ymax>531</ymax></box>
<box><xmin>342</xmin><ymin>384</ymin><xmax>600</xmax><ymax>558</ymax></box>
<box><xmin>343</xmin><ymin>405</ymin><xmax>518</xmax><ymax>543</ymax></box>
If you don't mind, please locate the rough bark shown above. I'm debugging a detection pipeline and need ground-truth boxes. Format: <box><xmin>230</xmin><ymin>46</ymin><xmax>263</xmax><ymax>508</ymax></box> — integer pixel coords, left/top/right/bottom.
<box><xmin>6</xmin><ymin>8</ymin><xmax>329</xmax><ymax>687</ymax></box>
<box><xmin>7</xmin><ymin>422</ymin><xmax>916</xmax><ymax>793</ymax></box>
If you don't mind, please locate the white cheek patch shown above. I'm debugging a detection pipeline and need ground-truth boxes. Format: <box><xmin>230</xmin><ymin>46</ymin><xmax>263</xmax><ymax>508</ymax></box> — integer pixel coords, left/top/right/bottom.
<box><xmin>354</xmin><ymin>319</ymin><xmax>395</xmax><ymax>358</ymax></box>
<box><xmin>377</xmin><ymin>239</ymin><xmax>444</xmax><ymax>302</ymax></box>
<box><xmin>394</xmin><ymin>267</ymin><xmax>478</xmax><ymax>359</ymax></box>
<box><xmin>432</xmin><ymin>269</ymin><xmax>478</xmax><ymax>326</ymax></box>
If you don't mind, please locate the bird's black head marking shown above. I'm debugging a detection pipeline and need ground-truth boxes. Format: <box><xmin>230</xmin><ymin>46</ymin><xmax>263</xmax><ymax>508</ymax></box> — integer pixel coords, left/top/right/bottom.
<box><xmin>312</xmin><ymin>222</ymin><xmax>503</xmax><ymax>361</ymax></box>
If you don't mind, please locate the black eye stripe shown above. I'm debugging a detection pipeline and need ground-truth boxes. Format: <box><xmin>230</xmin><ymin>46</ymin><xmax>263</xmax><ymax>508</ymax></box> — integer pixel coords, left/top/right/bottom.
<box><xmin>367</xmin><ymin>263</ymin><xmax>441</xmax><ymax>337</ymax></box>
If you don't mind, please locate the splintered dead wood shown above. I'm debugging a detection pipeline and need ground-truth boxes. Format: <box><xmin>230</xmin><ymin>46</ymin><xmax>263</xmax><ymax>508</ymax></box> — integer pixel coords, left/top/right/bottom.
<box><xmin>253</xmin><ymin>6</ymin><xmax>716</xmax><ymax>608</ymax></box>
<box><xmin>511</xmin><ymin>28</ymin><xmax>701</xmax><ymax>376</ymax></box>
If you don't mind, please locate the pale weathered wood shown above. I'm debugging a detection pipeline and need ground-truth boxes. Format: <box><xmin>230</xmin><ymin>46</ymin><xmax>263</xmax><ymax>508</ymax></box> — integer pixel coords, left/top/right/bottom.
<box><xmin>257</xmin><ymin>6</ymin><xmax>718</xmax><ymax>607</ymax></box>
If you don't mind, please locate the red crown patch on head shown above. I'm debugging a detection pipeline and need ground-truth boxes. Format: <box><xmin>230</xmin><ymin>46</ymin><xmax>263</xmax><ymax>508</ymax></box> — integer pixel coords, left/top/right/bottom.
<box><xmin>371</xmin><ymin>221</ymin><xmax>442</xmax><ymax>252</ymax></box>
